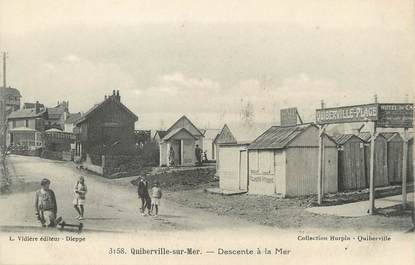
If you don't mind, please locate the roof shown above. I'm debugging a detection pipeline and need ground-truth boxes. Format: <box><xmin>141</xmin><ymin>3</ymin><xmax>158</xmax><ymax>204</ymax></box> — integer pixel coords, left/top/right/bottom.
<box><xmin>358</xmin><ymin>132</ymin><xmax>402</xmax><ymax>142</ymax></box>
<box><xmin>23</xmin><ymin>102</ymin><xmax>45</xmax><ymax>109</ymax></box>
<box><xmin>214</xmin><ymin>124</ymin><xmax>237</xmax><ymax>144</ymax></box>
<box><xmin>0</xmin><ymin>87</ymin><xmax>21</xmax><ymax>97</ymax></box>
<box><xmin>162</xmin><ymin>128</ymin><xmax>197</xmax><ymax>141</ymax></box>
<box><xmin>200</xmin><ymin>128</ymin><xmax>221</xmax><ymax>140</ymax></box>
<box><xmin>358</xmin><ymin>132</ymin><xmax>371</xmax><ymax>142</ymax></box>
<box><xmin>47</xmin><ymin>107</ymin><xmax>66</xmax><ymax>119</ymax></box>
<box><xmin>379</xmin><ymin>132</ymin><xmax>399</xmax><ymax>141</ymax></box>
<box><xmin>65</xmin><ymin>112</ymin><xmax>82</xmax><ymax>124</ymax></box>
<box><xmin>154</xmin><ymin>130</ymin><xmax>168</xmax><ymax>139</ymax></box>
<box><xmin>331</xmin><ymin>134</ymin><xmax>363</xmax><ymax>145</ymax></box>
<box><xmin>166</xmin><ymin>115</ymin><xmax>204</xmax><ymax>137</ymax></box>
<box><xmin>248</xmin><ymin>123</ymin><xmax>316</xmax><ymax>150</ymax></box>
<box><xmin>7</xmin><ymin>108</ymin><xmax>46</xmax><ymax>119</ymax></box>
<box><xmin>75</xmin><ymin>97</ymin><xmax>138</xmax><ymax>125</ymax></box>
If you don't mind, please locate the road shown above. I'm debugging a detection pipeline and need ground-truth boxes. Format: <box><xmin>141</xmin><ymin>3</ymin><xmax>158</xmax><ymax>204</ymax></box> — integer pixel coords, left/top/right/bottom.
<box><xmin>0</xmin><ymin>155</ymin><xmax>266</xmax><ymax>233</ymax></box>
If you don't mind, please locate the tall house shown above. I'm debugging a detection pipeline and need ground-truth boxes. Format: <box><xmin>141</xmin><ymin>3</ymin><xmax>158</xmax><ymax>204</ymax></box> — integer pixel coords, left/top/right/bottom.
<box><xmin>0</xmin><ymin>86</ymin><xmax>22</xmax><ymax>113</ymax></box>
<box><xmin>74</xmin><ymin>90</ymin><xmax>138</xmax><ymax>159</ymax></box>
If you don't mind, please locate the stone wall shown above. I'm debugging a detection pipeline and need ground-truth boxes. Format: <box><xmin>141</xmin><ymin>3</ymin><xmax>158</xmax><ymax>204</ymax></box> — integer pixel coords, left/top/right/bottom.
<box><xmin>11</xmin><ymin>148</ymin><xmax>42</xmax><ymax>157</ymax></box>
<box><xmin>41</xmin><ymin>150</ymin><xmax>63</xmax><ymax>160</ymax></box>
<box><xmin>102</xmin><ymin>154</ymin><xmax>141</xmax><ymax>178</ymax></box>
<box><xmin>62</xmin><ymin>151</ymin><xmax>73</xmax><ymax>161</ymax></box>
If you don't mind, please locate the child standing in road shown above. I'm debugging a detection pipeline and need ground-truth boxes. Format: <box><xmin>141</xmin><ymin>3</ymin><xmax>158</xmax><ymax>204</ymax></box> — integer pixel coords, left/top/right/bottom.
<box><xmin>73</xmin><ymin>176</ymin><xmax>87</xmax><ymax>220</ymax></box>
<box><xmin>151</xmin><ymin>181</ymin><xmax>162</xmax><ymax>216</ymax></box>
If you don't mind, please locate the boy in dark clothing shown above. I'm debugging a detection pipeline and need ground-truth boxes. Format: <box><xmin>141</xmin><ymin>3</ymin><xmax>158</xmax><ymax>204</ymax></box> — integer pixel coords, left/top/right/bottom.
<box><xmin>35</xmin><ymin>178</ymin><xmax>58</xmax><ymax>227</ymax></box>
<box><xmin>136</xmin><ymin>176</ymin><xmax>151</xmax><ymax>216</ymax></box>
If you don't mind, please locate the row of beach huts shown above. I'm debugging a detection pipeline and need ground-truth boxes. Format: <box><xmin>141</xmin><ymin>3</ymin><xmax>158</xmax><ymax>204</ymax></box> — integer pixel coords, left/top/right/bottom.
<box><xmin>214</xmin><ymin>121</ymin><xmax>413</xmax><ymax>198</ymax></box>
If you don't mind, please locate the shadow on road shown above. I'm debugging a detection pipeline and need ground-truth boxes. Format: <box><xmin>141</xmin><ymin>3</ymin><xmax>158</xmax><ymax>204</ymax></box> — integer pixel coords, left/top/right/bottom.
<box><xmin>0</xmin><ymin>225</ymin><xmax>128</xmax><ymax>234</ymax></box>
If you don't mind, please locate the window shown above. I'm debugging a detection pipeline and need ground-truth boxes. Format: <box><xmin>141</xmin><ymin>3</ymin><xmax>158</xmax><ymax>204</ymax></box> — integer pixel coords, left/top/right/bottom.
<box><xmin>25</xmin><ymin>119</ymin><xmax>29</xmax><ymax>127</ymax></box>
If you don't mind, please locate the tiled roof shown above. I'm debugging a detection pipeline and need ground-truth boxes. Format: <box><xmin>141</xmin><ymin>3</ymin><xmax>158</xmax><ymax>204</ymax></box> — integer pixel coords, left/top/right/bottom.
<box><xmin>75</xmin><ymin>97</ymin><xmax>138</xmax><ymax>125</ymax></box>
<box><xmin>7</xmin><ymin>108</ymin><xmax>46</xmax><ymax>119</ymax></box>
<box><xmin>248</xmin><ymin>123</ymin><xmax>315</xmax><ymax>150</ymax></box>
<box><xmin>331</xmin><ymin>134</ymin><xmax>356</xmax><ymax>145</ymax></box>
<box><xmin>379</xmin><ymin>132</ymin><xmax>398</xmax><ymax>141</ymax></box>
<box><xmin>47</xmin><ymin>107</ymin><xmax>65</xmax><ymax>119</ymax></box>
<box><xmin>357</xmin><ymin>132</ymin><xmax>371</xmax><ymax>142</ymax></box>
<box><xmin>65</xmin><ymin>112</ymin><xmax>82</xmax><ymax>124</ymax></box>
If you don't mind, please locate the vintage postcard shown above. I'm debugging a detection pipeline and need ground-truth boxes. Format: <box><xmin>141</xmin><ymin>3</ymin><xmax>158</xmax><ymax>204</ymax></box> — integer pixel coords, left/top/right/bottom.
<box><xmin>0</xmin><ymin>1</ymin><xmax>413</xmax><ymax>264</ymax></box>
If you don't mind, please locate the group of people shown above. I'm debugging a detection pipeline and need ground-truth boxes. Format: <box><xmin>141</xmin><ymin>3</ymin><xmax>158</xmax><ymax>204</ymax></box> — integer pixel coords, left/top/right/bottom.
<box><xmin>34</xmin><ymin>176</ymin><xmax>88</xmax><ymax>227</ymax></box>
<box><xmin>34</xmin><ymin>173</ymin><xmax>164</xmax><ymax>228</ymax></box>
<box><xmin>135</xmin><ymin>176</ymin><xmax>162</xmax><ymax>216</ymax></box>
<box><xmin>168</xmin><ymin>144</ymin><xmax>205</xmax><ymax>167</ymax></box>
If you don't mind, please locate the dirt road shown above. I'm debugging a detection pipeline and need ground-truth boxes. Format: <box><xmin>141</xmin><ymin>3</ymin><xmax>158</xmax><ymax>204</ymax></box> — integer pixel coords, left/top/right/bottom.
<box><xmin>0</xmin><ymin>155</ymin><xmax>267</xmax><ymax>233</ymax></box>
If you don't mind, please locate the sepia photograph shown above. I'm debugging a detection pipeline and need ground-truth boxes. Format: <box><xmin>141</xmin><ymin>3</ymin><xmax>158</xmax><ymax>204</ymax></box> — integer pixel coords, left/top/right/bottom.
<box><xmin>0</xmin><ymin>1</ymin><xmax>414</xmax><ymax>264</ymax></box>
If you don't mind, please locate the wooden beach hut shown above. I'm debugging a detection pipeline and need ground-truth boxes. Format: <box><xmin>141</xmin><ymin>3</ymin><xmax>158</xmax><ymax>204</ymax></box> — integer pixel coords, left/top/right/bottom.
<box><xmin>332</xmin><ymin>134</ymin><xmax>366</xmax><ymax>191</ymax></box>
<box><xmin>382</xmin><ymin>132</ymin><xmax>404</xmax><ymax>184</ymax></box>
<box><xmin>359</xmin><ymin>132</ymin><xmax>389</xmax><ymax>187</ymax></box>
<box><xmin>247</xmin><ymin>123</ymin><xmax>338</xmax><ymax>197</ymax></box>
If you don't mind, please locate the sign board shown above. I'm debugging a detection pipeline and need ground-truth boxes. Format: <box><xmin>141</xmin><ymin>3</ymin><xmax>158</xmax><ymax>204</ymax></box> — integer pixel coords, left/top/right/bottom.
<box><xmin>377</xmin><ymin>103</ymin><xmax>413</xmax><ymax>128</ymax></box>
<box><xmin>280</xmin><ymin>108</ymin><xmax>298</xmax><ymax>127</ymax></box>
<box><xmin>316</xmin><ymin>104</ymin><xmax>378</xmax><ymax>124</ymax></box>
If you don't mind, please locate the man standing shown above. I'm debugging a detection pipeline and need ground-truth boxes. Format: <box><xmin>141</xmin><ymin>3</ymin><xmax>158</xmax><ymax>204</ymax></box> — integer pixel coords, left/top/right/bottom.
<box><xmin>35</xmin><ymin>178</ymin><xmax>58</xmax><ymax>227</ymax></box>
<box><xmin>195</xmin><ymin>144</ymin><xmax>202</xmax><ymax>166</ymax></box>
<box><xmin>136</xmin><ymin>176</ymin><xmax>151</xmax><ymax>216</ymax></box>
<box><xmin>168</xmin><ymin>146</ymin><xmax>175</xmax><ymax>167</ymax></box>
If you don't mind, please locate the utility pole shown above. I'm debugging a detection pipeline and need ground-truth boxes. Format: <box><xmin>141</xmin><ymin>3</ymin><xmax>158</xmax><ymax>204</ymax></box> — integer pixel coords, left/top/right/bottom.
<box><xmin>317</xmin><ymin>100</ymin><xmax>326</xmax><ymax>205</ymax></box>
<box><xmin>1</xmin><ymin>52</ymin><xmax>7</xmax><ymax>156</ymax></box>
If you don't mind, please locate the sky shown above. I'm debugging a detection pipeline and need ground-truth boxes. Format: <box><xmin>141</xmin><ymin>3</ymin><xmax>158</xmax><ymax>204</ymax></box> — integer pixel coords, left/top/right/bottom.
<box><xmin>0</xmin><ymin>0</ymin><xmax>414</xmax><ymax>130</ymax></box>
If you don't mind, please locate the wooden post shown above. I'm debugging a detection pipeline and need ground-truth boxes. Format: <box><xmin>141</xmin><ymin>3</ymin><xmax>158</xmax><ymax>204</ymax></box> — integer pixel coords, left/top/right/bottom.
<box><xmin>180</xmin><ymin>140</ymin><xmax>184</xmax><ymax>166</ymax></box>
<box><xmin>317</xmin><ymin>125</ymin><xmax>325</xmax><ymax>205</ymax></box>
<box><xmin>369</xmin><ymin>122</ymin><xmax>377</xmax><ymax>215</ymax></box>
<box><xmin>402</xmin><ymin>128</ymin><xmax>408</xmax><ymax>208</ymax></box>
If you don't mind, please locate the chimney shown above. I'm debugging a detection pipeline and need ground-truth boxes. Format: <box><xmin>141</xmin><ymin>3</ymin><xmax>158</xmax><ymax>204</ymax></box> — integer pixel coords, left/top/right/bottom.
<box><xmin>374</xmin><ymin>94</ymin><xmax>378</xmax><ymax>103</ymax></box>
<box><xmin>35</xmin><ymin>101</ymin><xmax>40</xmax><ymax>114</ymax></box>
<box><xmin>112</xmin><ymin>90</ymin><xmax>116</xmax><ymax>96</ymax></box>
<box><xmin>320</xmin><ymin>100</ymin><xmax>325</xmax><ymax>109</ymax></box>
<box><xmin>116</xmin><ymin>90</ymin><xmax>120</xmax><ymax>101</ymax></box>
<box><xmin>105</xmin><ymin>95</ymin><xmax>107</xmax><ymax>100</ymax></box>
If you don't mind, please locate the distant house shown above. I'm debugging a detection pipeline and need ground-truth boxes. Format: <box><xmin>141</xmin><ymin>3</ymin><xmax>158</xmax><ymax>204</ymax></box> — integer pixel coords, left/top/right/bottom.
<box><xmin>74</xmin><ymin>90</ymin><xmax>138</xmax><ymax>162</ymax></box>
<box><xmin>46</xmin><ymin>101</ymin><xmax>69</xmax><ymax>130</ymax></box>
<box><xmin>6</xmin><ymin>102</ymin><xmax>47</xmax><ymax>148</ymax></box>
<box><xmin>64</xmin><ymin>112</ymin><xmax>82</xmax><ymax>133</ymax></box>
<box><xmin>159</xmin><ymin>115</ymin><xmax>204</xmax><ymax>166</ymax></box>
<box><xmin>43</xmin><ymin>128</ymin><xmax>76</xmax><ymax>152</ymax></box>
<box><xmin>153</xmin><ymin>130</ymin><xmax>167</xmax><ymax>144</ymax></box>
<box><xmin>214</xmin><ymin>123</ymin><xmax>268</xmax><ymax>177</ymax></box>
<box><xmin>200</xmin><ymin>128</ymin><xmax>221</xmax><ymax>160</ymax></box>
<box><xmin>23</xmin><ymin>102</ymin><xmax>45</xmax><ymax>110</ymax></box>
<box><xmin>0</xmin><ymin>86</ymin><xmax>22</xmax><ymax>114</ymax></box>
<box><xmin>134</xmin><ymin>130</ymin><xmax>151</xmax><ymax>148</ymax></box>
